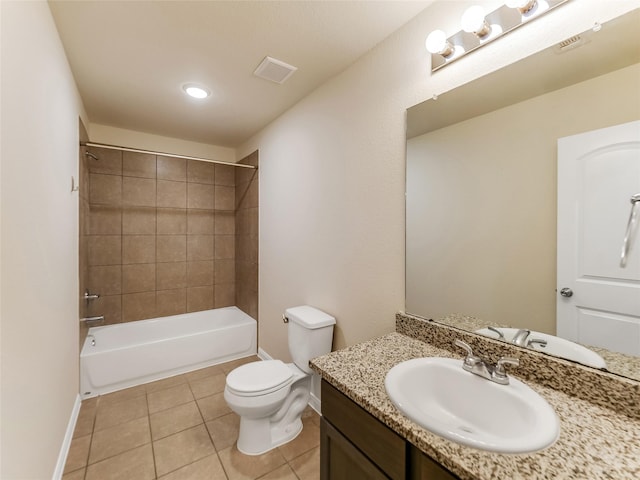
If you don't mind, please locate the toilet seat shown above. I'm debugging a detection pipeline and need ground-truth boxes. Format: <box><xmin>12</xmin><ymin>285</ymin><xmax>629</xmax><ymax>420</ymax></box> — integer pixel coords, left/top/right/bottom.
<box><xmin>226</xmin><ymin>360</ymin><xmax>293</xmax><ymax>397</ymax></box>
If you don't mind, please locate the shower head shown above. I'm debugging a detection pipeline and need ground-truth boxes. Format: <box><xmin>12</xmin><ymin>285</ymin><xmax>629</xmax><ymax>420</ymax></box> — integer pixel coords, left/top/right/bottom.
<box><xmin>85</xmin><ymin>151</ymin><xmax>99</xmax><ymax>161</ymax></box>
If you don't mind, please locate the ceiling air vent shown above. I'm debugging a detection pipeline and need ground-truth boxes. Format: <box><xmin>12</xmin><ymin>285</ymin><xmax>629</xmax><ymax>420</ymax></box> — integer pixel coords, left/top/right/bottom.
<box><xmin>253</xmin><ymin>56</ymin><xmax>297</xmax><ymax>84</ymax></box>
<box><xmin>554</xmin><ymin>34</ymin><xmax>590</xmax><ymax>54</ymax></box>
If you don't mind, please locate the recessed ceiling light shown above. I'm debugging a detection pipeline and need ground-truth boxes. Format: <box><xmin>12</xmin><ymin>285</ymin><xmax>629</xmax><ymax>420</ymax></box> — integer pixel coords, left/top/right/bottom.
<box><xmin>182</xmin><ymin>84</ymin><xmax>210</xmax><ymax>99</ymax></box>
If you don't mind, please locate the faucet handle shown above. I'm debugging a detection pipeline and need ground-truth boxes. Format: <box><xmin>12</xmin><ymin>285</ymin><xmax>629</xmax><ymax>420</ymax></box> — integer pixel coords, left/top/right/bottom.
<box><xmin>453</xmin><ymin>339</ymin><xmax>473</xmax><ymax>356</ymax></box>
<box><xmin>493</xmin><ymin>357</ymin><xmax>520</xmax><ymax>383</ymax></box>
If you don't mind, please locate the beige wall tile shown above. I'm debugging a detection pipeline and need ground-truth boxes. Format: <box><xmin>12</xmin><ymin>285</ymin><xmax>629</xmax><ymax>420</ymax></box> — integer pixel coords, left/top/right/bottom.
<box><xmin>90</xmin><ymin>174</ymin><xmax>122</xmax><ymax>205</ymax></box>
<box><xmin>87</xmin><ymin>294</ymin><xmax>122</xmax><ymax>325</ymax></box>
<box><xmin>214</xmin><ymin>185</ymin><xmax>235</xmax><ymax>211</ymax></box>
<box><xmin>123</xmin><ymin>177</ymin><xmax>156</xmax><ymax>207</ymax></box>
<box><xmin>88</xmin><ymin>236</ymin><xmax>121</xmax><ymax>266</ymax></box>
<box><xmin>157</xmin><ymin>180</ymin><xmax>186</xmax><ymax>208</ymax></box>
<box><xmin>214</xmin><ymin>235</ymin><xmax>235</xmax><ymax>259</ymax></box>
<box><xmin>187</xmin><ymin>183</ymin><xmax>214</xmax><ymax>210</ymax></box>
<box><xmin>87</xmin><ymin>147</ymin><xmax>122</xmax><ymax>176</ymax></box>
<box><xmin>214</xmin><ymin>259</ymin><xmax>234</xmax><ymax>285</ymax></box>
<box><xmin>122</xmin><ymin>263</ymin><xmax>156</xmax><ymax>294</ymax></box>
<box><xmin>156</xmin><ymin>289</ymin><xmax>186</xmax><ymax>317</ymax></box>
<box><xmin>156</xmin><ymin>262</ymin><xmax>187</xmax><ymax>290</ymax></box>
<box><xmin>214</xmin><ymin>164</ymin><xmax>235</xmax><ymax>186</ymax></box>
<box><xmin>122</xmin><ymin>292</ymin><xmax>156</xmax><ymax>322</ymax></box>
<box><xmin>88</xmin><ymin>205</ymin><xmax>122</xmax><ymax>235</ymax></box>
<box><xmin>187</xmin><ymin>261</ymin><xmax>213</xmax><ymax>287</ymax></box>
<box><xmin>157</xmin><ymin>208</ymin><xmax>187</xmax><ymax>235</ymax></box>
<box><xmin>88</xmin><ymin>265</ymin><xmax>122</xmax><ymax>295</ymax></box>
<box><xmin>123</xmin><ymin>152</ymin><xmax>156</xmax><ymax>178</ymax></box>
<box><xmin>122</xmin><ymin>235</ymin><xmax>155</xmax><ymax>264</ymax></box>
<box><xmin>214</xmin><ymin>283</ymin><xmax>235</xmax><ymax>308</ymax></box>
<box><xmin>214</xmin><ymin>212</ymin><xmax>235</xmax><ymax>235</ymax></box>
<box><xmin>187</xmin><ymin>160</ymin><xmax>215</xmax><ymax>184</ymax></box>
<box><xmin>157</xmin><ymin>156</ymin><xmax>186</xmax><ymax>181</ymax></box>
<box><xmin>157</xmin><ymin>235</ymin><xmax>186</xmax><ymax>262</ymax></box>
<box><xmin>187</xmin><ymin>209</ymin><xmax>214</xmax><ymax>235</ymax></box>
<box><xmin>187</xmin><ymin>235</ymin><xmax>213</xmax><ymax>261</ymax></box>
<box><xmin>122</xmin><ymin>207</ymin><xmax>156</xmax><ymax>235</ymax></box>
<box><xmin>187</xmin><ymin>286</ymin><xmax>214</xmax><ymax>312</ymax></box>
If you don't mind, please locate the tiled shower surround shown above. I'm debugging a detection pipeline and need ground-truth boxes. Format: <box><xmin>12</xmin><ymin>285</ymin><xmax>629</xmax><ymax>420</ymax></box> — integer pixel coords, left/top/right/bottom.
<box><xmin>79</xmin><ymin>146</ymin><xmax>258</xmax><ymax>330</ymax></box>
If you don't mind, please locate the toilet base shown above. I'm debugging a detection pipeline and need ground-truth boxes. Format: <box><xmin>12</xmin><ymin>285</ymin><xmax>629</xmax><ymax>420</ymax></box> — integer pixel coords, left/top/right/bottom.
<box><xmin>237</xmin><ymin>417</ymin><xmax>303</xmax><ymax>456</ymax></box>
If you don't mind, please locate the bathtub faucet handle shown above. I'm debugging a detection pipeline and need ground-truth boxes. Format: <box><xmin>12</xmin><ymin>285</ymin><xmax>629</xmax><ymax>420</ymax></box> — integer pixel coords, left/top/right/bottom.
<box><xmin>282</xmin><ymin>314</ymin><xmax>289</xmax><ymax>323</ymax></box>
<box><xmin>84</xmin><ymin>290</ymin><xmax>100</xmax><ymax>301</ymax></box>
<box><xmin>80</xmin><ymin>316</ymin><xmax>104</xmax><ymax>327</ymax></box>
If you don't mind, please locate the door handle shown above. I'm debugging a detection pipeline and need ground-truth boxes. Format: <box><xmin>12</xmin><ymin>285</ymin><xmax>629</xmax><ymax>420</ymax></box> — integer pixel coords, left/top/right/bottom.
<box><xmin>559</xmin><ymin>288</ymin><xmax>573</xmax><ymax>298</ymax></box>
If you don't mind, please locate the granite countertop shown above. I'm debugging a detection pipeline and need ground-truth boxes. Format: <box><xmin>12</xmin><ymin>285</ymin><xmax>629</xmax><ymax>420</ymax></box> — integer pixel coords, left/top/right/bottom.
<box><xmin>310</xmin><ymin>332</ymin><xmax>640</xmax><ymax>480</ymax></box>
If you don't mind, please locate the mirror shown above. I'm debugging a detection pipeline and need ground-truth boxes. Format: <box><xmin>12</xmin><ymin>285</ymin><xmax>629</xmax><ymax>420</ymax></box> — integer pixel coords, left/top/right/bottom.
<box><xmin>406</xmin><ymin>9</ymin><xmax>640</xmax><ymax>381</ymax></box>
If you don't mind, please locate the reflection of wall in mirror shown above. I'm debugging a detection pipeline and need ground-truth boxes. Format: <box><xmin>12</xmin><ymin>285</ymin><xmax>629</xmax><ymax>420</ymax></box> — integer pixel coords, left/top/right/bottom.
<box><xmin>406</xmin><ymin>63</ymin><xmax>640</xmax><ymax>334</ymax></box>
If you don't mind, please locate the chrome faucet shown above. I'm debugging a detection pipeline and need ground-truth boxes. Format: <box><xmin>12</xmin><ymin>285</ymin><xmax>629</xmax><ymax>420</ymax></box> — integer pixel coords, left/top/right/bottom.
<box><xmin>454</xmin><ymin>339</ymin><xmax>519</xmax><ymax>385</ymax></box>
<box><xmin>80</xmin><ymin>316</ymin><xmax>104</xmax><ymax>327</ymax></box>
<box><xmin>511</xmin><ymin>329</ymin><xmax>531</xmax><ymax>346</ymax></box>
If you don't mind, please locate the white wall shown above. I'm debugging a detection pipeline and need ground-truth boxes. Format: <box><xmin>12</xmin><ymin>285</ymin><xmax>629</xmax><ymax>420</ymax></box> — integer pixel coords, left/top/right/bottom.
<box><xmin>89</xmin><ymin>123</ymin><xmax>236</xmax><ymax>164</ymax></box>
<box><xmin>1</xmin><ymin>1</ymin><xmax>88</xmax><ymax>478</ymax></box>
<box><xmin>238</xmin><ymin>0</ymin><xmax>640</xmax><ymax>361</ymax></box>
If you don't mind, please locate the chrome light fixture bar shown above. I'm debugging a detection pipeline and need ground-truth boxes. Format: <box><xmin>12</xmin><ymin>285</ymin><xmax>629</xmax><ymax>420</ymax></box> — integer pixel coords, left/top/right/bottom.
<box><xmin>428</xmin><ymin>0</ymin><xmax>570</xmax><ymax>72</ymax></box>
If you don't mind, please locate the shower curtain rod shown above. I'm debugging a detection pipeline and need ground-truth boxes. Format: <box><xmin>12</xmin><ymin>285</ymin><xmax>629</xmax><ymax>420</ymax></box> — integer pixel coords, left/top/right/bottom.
<box><xmin>82</xmin><ymin>142</ymin><xmax>257</xmax><ymax>169</ymax></box>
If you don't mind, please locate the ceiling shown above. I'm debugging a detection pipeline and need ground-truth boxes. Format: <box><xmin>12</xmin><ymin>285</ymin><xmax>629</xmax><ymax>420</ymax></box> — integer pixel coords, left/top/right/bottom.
<box><xmin>49</xmin><ymin>0</ymin><xmax>433</xmax><ymax>148</ymax></box>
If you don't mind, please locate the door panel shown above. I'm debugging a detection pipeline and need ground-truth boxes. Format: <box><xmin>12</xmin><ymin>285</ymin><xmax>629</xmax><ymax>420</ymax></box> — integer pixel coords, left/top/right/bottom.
<box><xmin>557</xmin><ymin>120</ymin><xmax>640</xmax><ymax>356</ymax></box>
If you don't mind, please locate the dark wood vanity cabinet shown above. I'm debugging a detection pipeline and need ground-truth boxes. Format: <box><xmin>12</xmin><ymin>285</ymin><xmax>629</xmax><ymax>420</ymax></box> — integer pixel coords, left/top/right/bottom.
<box><xmin>320</xmin><ymin>380</ymin><xmax>460</xmax><ymax>480</ymax></box>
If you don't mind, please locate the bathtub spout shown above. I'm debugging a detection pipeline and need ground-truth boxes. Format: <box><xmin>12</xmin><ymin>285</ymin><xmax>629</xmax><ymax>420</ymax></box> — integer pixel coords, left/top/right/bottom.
<box><xmin>81</xmin><ymin>316</ymin><xmax>104</xmax><ymax>327</ymax></box>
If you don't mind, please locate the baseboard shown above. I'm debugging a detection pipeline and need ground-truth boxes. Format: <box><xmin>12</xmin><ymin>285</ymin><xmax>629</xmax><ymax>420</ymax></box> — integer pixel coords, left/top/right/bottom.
<box><xmin>308</xmin><ymin>391</ymin><xmax>321</xmax><ymax>415</ymax></box>
<box><xmin>52</xmin><ymin>394</ymin><xmax>81</xmax><ymax>480</ymax></box>
<box><xmin>257</xmin><ymin>347</ymin><xmax>274</xmax><ymax>361</ymax></box>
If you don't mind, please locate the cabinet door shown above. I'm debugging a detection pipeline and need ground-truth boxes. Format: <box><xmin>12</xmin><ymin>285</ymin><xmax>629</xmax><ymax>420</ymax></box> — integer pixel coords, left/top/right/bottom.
<box><xmin>321</xmin><ymin>417</ymin><xmax>389</xmax><ymax>480</ymax></box>
<box><xmin>409</xmin><ymin>444</ymin><xmax>460</xmax><ymax>480</ymax></box>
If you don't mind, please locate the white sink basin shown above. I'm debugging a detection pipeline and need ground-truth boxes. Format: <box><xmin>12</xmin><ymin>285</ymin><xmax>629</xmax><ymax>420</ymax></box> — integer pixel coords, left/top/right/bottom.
<box><xmin>475</xmin><ymin>328</ymin><xmax>607</xmax><ymax>369</ymax></box>
<box><xmin>384</xmin><ymin>357</ymin><xmax>559</xmax><ymax>453</ymax></box>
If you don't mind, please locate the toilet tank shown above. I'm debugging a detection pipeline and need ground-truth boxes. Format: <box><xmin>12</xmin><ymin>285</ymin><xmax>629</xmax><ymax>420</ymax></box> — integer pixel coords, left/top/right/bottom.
<box><xmin>286</xmin><ymin>305</ymin><xmax>335</xmax><ymax>374</ymax></box>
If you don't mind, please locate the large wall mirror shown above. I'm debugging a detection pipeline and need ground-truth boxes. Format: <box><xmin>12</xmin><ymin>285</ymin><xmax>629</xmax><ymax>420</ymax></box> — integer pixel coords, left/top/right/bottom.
<box><xmin>406</xmin><ymin>9</ymin><xmax>640</xmax><ymax>381</ymax></box>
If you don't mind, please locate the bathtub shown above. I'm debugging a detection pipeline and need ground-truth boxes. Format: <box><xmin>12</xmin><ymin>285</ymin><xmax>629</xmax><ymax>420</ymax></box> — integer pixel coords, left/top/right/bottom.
<box><xmin>80</xmin><ymin>306</ymin><xmax>256</xmax><ymax>398</ymax></box>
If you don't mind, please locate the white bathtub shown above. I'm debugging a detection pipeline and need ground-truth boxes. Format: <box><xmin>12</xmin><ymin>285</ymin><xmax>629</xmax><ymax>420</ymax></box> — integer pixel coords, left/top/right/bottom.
<box><xmin>80</xmin><ymin>306</ymin><xmax>257</xmax><ymax>398</ymax></box>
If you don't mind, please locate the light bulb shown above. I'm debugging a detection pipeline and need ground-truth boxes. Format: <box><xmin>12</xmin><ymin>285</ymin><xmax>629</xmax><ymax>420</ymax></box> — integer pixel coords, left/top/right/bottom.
<box><xmin>506</xmin><ymin>0</ymin><xmax>537</xmax><ymax>14</ymax></box>
<box><xmin>461</xmin><ymin>6</ymin><xmax>491</xmax><ymax>37</ymax></box>
<box><xmin>426</xmin><ymin>30</ymin><xmax>453</xmax><ymax>56</ymax></box>
<box><xmin>183</xmin><ymin>84</ymin><xmax>210</xmax><ymax>99</ymax></box>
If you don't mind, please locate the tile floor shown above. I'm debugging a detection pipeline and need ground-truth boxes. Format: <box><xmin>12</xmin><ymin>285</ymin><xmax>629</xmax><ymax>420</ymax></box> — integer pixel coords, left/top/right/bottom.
<box><xmin>63</xmin><ymin>356</ymin><xmax>321</xmax><ymax>480</ymax></box>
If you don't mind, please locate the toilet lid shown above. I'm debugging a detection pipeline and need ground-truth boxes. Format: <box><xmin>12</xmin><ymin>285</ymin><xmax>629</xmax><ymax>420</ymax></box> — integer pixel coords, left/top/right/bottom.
<box><xmin>226</xmin><ymin>360</ymin><xmax>293</xmax><ymax>396</ymax></box>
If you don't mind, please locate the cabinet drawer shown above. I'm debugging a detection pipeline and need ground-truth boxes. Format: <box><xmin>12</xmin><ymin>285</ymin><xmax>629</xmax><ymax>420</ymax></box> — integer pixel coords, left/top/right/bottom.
<box><xmin>321</xmin><ymin>380</ymin><xmax>406</xmax><ymax>480</ymax></box>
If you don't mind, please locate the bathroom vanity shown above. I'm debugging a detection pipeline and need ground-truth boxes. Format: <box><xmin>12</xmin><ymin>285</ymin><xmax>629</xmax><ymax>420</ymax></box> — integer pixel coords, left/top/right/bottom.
<box><xmin>311</xmin><ymin>314</ymin><xmax>640</xmax><ymax>480</ymax></box>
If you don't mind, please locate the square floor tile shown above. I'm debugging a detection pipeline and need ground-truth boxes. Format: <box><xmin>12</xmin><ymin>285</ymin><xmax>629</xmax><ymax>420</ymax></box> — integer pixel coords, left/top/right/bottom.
<box><xmin>189</xmin><ymin>372</ymin><xmax>226</xmax><ymax>399</ymax></box>
<box><xmin>185</xmin><ymin>364</ymin><xmax>224</xmax><ymax>382</ymax></box>
<box><xmin>148</xmin><ymin>383</ymin><xmax>194</xmax><ymax>414</ymax></box>
<box><xmin>196</xmin><ymin>392</ymin><xmax>231</xmax><ymax>421</ymax></box>
<box><xmin>218</xmin><ymin>444</ymin><xmax>287</xmax><ymax>480</ymax></box>
<box><xmin>95</xmin><ymin>394</ymin><xmax>148</xmax><ymax>432</ymax></box>
<box><xmin>157</xmin><ymin>453</ymin><xmax>227</xmax><ymax>480</ymax></box>
<box><xmin>153</xmin><ymin>424</ymin><xmax>215</xmax><ymax>477</ymax></box>
<box><xmin>150</xmin><ymin>401</ymin><xmax>203</xmax><ymax>440</ymax></box>
<box><xmin>145</xmin><ymin>374</ymin><xmax>188</xmax><ymax>394</ymax></box>
<box><xmin>63</xmin><ymin>434</ymin><xmax>90</xmax><ymax>473</ymax></box>
<box><xmin>206</xmin><ymin>412</ymin><xmax>240</xmax><ymax>451</ymax></box>
<box><xmin>277</xmin><ymin>417</ymin><xmax>320</xmax><ymax>461</ymax></box>
<box><xmin>288</xmin><ymin>446</ymin><xmax>320</xmax><ymax>480</ymax></box>
<box><xmin>85</xmin><ymin>444</ymin><xmax>155</xmax><ymax>480</ymax></box>
<box><xmin>89</xmin><ymin>416</ymin><xmax>151</xmax><ymax>464</ymax></box>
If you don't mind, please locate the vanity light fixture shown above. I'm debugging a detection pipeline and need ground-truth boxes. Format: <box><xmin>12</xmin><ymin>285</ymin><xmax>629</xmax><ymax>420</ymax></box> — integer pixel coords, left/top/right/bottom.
<box><xmin>426</xmin><ymin>0</ymin><xmax>570</xmax><ymax>72</ymax></box>
<box><xmin>182</xmin><ymin>83</ymin><xmax>210</xmax><ymax>99</ymax></box>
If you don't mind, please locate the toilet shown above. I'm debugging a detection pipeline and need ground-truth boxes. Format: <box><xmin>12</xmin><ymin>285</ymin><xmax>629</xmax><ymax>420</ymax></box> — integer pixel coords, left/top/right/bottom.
<box><xmin>224</xmin><ymin>305</ymin><xmax>335</xmax><ymax>455</ymax></box>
